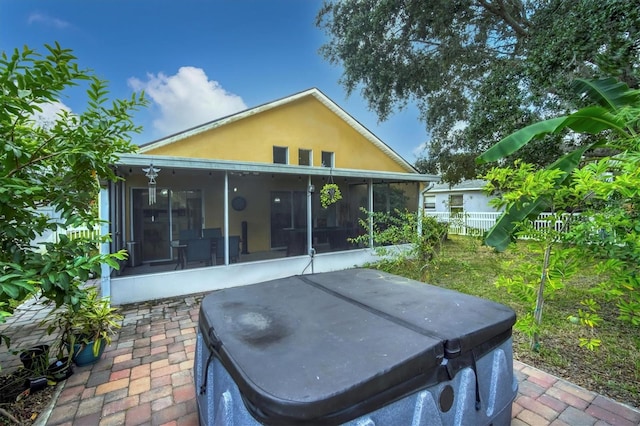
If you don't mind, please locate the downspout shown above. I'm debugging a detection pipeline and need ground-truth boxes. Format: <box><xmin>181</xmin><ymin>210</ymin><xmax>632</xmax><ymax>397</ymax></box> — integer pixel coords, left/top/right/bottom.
<box><xmin>418</xmin><ymin>182</ymin><xmax>435</xmax><ymax>236</ymax></box>
<box><xmin>224</xmin><ymin>171</ymin><xmax>229</xmax><ymax>265</ymax></box>
<box><xmin>99</xmin><ymin>184</ymin><xmax>111</xmax><ymax>299</ymax></box>
<box><xmin>120</xmin><ymin>179</ymin><xmax>126</xmax><ymax>253</ymax></box>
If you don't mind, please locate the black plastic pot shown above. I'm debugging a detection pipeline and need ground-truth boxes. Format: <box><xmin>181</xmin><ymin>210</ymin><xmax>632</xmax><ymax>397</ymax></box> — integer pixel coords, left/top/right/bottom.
<box><xmin>47</xmin><ymin>357</ymin><xmax>74</xmax><ymax>382</ymax></box>
<box><xmin>19</xmin><ymin>344</ymin><xmax>50</xmax><ymax>373</ymax></box>
<box><xmin>25</xmin><ymin>376</ymin><xmax>48</xmax><ymax>393</ymax></box>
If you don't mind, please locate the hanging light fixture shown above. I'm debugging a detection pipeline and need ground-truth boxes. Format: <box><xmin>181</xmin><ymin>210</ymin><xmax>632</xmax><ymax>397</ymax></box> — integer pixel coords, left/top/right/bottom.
<box><xmin>142</xmin><ymin>163</ymin><xmax>161</xmax><ymax>205</ymax></box>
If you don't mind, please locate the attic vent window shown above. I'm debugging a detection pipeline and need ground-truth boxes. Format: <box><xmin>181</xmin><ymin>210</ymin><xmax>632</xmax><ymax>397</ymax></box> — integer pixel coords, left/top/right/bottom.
<box><xmin>321</xmin><ymin>151</ymin><xmax>334</xmax><ymax>168</ymax></box>
<box><xmin>273</xmin><ymin>146</ymin><xmax>288</xmax><ymax>164</ymax></box>
<box><xmin>298</xmin><ymin>149</ymin><xmax>312</xmax><ymax>166</ymax></box>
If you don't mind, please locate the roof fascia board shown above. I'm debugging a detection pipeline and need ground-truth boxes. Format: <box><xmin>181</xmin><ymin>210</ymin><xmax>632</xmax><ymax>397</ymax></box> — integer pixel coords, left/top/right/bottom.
<box><xmin>306</xmin><ymin>90</ymin><xmax>417</xmax><ymax>173</ymax></box>
<box><xmin>117</xmin><ymin>154</ymin><xmax>439</xmax><ymax>182</ymax></box>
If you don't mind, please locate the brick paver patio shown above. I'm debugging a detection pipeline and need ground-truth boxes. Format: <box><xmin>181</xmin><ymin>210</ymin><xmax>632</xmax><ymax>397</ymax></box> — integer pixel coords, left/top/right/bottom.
<box><xmin>0</xmin><ymin>281</ymin><xmax>638</xmax><ymax>426</ymax></box>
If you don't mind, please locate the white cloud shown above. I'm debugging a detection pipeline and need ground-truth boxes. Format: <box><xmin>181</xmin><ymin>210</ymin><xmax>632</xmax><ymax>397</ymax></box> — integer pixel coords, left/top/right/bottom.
<box><xmin>31</xmin><ymin>101</ymin><xmax>72</xmax><ymax>129</ymax></box>
<box><xmin>412</xmin><ymin>142</ymin><xmax>428</xmax><ymax>158</ymax></box>
<box><xmin>28</xmin><ymin>13</ymin><xmax>70</xmax><ymax>29</ymax></box>
<box><xmin>128</xmin><ymin>67</ymin><xmax>247</xmax><ymax>135</ymax></box>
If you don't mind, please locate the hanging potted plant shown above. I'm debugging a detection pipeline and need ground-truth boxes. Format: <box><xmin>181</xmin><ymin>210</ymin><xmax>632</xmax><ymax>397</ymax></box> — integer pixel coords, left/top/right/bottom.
<box><xmin>320</xmin><ymin>183</ymin><xmax>342</xmax><ymax>208</ymax></box>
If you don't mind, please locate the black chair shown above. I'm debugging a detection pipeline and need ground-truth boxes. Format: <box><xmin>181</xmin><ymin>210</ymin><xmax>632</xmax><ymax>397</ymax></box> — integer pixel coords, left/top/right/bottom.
<box><xmin>179</xmin><ymin>229</ymin><xmax>199</xmax><ymax>241</ymax></box>
<box><xmin>203</xmin><ymin>228</ymin><xmax>222</xmax><ymax>239</ymax></box>
<box><xmin>214</xmin><ymin>236</ymin><xmax>241</xmax><ymax>264</ymax></box>
<box><xmin>185</xmin><ymin>238</ymin><xmax>212</xmax><ymax>267</ymax></box>
<box><xmin>228</xmin><ymin>235</ymin><xmax>240</xmax><ymax>263</ymax></box>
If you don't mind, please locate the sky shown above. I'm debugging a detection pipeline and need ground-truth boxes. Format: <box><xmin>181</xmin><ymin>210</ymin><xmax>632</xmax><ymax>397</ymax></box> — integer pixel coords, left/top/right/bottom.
<box><xmin>0</xmin><ymin>0</ymin><xmax>429</xmax><ymax>163</ymax></box>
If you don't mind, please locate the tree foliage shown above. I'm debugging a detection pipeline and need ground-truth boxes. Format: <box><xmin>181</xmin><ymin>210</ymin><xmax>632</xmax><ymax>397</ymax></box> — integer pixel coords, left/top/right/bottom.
<box><xmin>316</xmin><ymin>0</ymin><xmax>640</xmax><ymax>182</ymax></box>
<box><xmin>0</xmin><ymin>44</ymin><xmax>146</xmax><ymax>346</ymax></box>
<box><xmin>480</xmin><ymin>77</ymin><xmax>640</xmax><ymax>349</ymax></box>
<box><xmin>478</xmin><ymin>77</ymin><xmax>639</xmax><ymax>251</ymax></box>
<box><xmin>350</xmin><ymin>208</ymin><xmax>449</xmax><ymax>272</ymax></box>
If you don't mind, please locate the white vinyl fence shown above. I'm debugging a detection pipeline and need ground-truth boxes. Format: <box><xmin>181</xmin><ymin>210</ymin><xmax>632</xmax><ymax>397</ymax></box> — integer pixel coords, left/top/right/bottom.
<box><xmin>31</xmin><ymin>207</ymin><xmax>102</xmax><ymax>246</ymax></box>
<box><xmin>32</xmin><ymin>224</ymin><xmax>101</xmax><ymax>247</ymax></box>
<box><xmin>424</xmin><ymin>211</ymin><xmax>578</xmax><ymax>237</ymax></box>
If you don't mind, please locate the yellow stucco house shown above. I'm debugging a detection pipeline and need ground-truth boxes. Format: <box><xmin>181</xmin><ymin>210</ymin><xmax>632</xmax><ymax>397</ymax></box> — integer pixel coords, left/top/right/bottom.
<box><xmin>100</xmin><ymin>88</ymin><xmax>439</xmax><ymax>304</ymax></box>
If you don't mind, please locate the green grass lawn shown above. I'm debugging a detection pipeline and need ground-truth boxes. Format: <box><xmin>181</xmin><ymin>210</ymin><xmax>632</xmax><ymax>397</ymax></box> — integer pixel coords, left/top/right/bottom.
<box><xmin>371</xmin><ymin>235</ymin><xmax>640</xmax><ymax>409</ymax></box>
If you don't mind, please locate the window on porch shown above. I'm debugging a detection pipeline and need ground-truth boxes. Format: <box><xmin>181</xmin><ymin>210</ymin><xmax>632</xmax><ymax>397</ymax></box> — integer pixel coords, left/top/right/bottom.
<box><xmin>132</xmin><ymin>188</ymin><xmax>202</xmax><ymax>263</ymax></box>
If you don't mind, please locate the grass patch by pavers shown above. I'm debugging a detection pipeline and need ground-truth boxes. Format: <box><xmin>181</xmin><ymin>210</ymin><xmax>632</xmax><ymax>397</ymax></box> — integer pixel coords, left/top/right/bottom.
<box><xmin>370</xmin><ymin>235</ymin><xmax>640</xmax><ymax>409</ymax></box>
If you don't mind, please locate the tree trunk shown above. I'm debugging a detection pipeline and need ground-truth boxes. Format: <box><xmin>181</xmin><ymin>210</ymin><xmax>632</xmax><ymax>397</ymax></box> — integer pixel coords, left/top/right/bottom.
<box><xmin>532</xmin><ymin>243</ymin><xmax>552</xmax><ymax>351</ymax></box>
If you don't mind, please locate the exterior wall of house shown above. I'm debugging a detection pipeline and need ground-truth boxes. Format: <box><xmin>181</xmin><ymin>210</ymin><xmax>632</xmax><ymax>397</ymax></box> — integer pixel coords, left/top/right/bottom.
<box><xmin>109</xmin><ymin>247</ymin><xmax>391</xmax><ymax>305</ymax></box>
<box><xmin>432</xmin><ymin>191</ymin><xmax>497</xmax><ymax>213</ymax></box>
<box><xmin>141</xmin><ymin>96</ymin><xmax>408</xmax><ymax>173</ymax></box>
<box><xmin>425</xmin><ymin>190</ymin><xmax>498</xmax><ymax>213</ymax></box>
<box><xmin>125</xmin><ymin>93</ymin><xmax>424</xmax><ymax>257</ymax></box>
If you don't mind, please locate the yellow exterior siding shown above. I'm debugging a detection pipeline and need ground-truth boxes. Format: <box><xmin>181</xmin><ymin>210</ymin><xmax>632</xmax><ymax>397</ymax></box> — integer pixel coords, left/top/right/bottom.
<box><xmin>123</xmin><ymin>90</ymin><xmax>431</xmax><ymax>260</ymax></box>
<box><xmin>142</xmin><ymin>96</ymin><xmax>407</xmax><ymax>173</ymax></box>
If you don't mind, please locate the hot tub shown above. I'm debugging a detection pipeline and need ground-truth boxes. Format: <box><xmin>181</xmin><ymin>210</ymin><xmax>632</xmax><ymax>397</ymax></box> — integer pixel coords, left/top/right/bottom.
<box><xmin>195</xmin><ymin>268</ymin><xmax>517</xmax><ymax>425</ymax></box>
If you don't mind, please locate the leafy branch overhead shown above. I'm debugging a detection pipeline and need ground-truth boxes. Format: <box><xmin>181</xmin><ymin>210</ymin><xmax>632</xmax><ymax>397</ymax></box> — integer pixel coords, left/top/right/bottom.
<box><xmin>478</xmin><ymin>78</ymin><xmax>640</xmax><ymax>252</ymax></box>
<box><xmin>317</xmin><ymin>0</ymin><xmax>640</xmax><ymax>183</ymax></box>
<box><xmin>0</xmin><ymin>43</ymin><xmax>147</xmax><ymax>346</ymax></box>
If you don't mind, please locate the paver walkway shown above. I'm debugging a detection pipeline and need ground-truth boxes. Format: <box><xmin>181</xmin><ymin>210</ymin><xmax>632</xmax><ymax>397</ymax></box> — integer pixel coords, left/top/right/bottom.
<box><xmin>1</xmin><ymin>284</ymin><xmax>638</xmax><ymax>426</ymax></box>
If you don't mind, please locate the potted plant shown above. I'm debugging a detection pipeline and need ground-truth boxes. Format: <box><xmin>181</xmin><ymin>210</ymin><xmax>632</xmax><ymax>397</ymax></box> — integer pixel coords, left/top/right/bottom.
<box><xmin>44</xmin><ymin>287</ymin><xmax>123</xmax><ymax>367</ymax></box>
<box><xmin>19</xmin><ymin>344</ymin><xmax>50</xmax><ymax>373</ymax></box>
<box><xmin>320</xmin><ymin>183</ymin><xmax>342</xmax><ymax>208</ymax></box>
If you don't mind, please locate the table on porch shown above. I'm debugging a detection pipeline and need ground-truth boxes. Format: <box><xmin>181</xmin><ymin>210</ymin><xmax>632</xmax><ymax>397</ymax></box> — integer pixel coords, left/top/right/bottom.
<box><xmin>171</xmin><ymin>240</ymin><xmax>187</xmax><ymax>270</ymax></box>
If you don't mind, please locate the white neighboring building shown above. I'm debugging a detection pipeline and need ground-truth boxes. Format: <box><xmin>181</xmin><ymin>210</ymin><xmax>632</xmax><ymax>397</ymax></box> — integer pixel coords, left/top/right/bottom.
<box><xmin>423</xmin><ymin>179</ymin><xmax>502</xmax><ymax>214</ymax></box>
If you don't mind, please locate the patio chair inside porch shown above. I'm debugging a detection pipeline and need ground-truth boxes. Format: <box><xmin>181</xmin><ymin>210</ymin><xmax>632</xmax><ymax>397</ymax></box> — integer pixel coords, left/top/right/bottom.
<box><xmin>179</xmin><ymin>229</ymin><xmax>200</xmax><ymax>240</ymax></box>
<box><xmin>185</xmin><ymin>238</ymin><xmax>213</xmax><ymax>268</ymax></box>
<box><xmin>214</xmin><ymin>235</ymin><xmax>241</xmax><ymax>264</ymax></box>
<box><xmin>203</xmin><ymin>228</ymin><xmax>222</xmax><ymax>239</ymax></box>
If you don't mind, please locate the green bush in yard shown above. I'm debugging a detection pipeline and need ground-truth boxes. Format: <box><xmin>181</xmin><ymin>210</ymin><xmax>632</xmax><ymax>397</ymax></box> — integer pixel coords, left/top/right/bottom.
<box><xmin>350</xmin><ymin>208</ymin><xmax>448</xmax><ymax>275</ymax></box>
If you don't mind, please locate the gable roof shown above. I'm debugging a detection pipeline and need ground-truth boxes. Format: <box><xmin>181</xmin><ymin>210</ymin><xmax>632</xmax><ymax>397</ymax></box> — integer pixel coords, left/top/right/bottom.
<box><xmin>139</xmin><ymin>88</ymin><xmax>419</xmax><ymax>173</ymax></box>
<box><xmin>428</xmin><ymin>179</ymin><xmax>488</xmax><ymax>193</ymax></box>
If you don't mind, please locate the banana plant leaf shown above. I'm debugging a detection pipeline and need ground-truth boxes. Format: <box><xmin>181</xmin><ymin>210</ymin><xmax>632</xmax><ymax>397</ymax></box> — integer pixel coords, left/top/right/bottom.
<box><xmin>484</xmin><ymin>140</ymin><xmax>605</xmax><ymax>251</ymax></box>
<box><xmin>477</xmin><ymin>108</ymin><xmax>625</xmax><ymax>164</ymax></box>
<box><xmin>478</xmin><ymin>77</ymin><xmax>636</xmax><ymax>251</ymax></box>
<box><xmin>572</xmin><ymin>77</ymin><xmax>640</xmax><ymax>110</ymax></box>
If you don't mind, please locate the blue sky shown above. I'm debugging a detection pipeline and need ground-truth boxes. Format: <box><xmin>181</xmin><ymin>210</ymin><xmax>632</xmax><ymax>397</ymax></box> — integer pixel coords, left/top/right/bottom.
<box><xmin>0</xmin><ymin>0</ymin><xmax>428</xmax><ymax>162</ymax></box>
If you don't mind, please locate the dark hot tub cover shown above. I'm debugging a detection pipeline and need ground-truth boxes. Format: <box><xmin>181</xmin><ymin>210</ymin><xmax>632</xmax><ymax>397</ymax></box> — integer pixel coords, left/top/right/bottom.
<box><xmin>198</xmin><ymin>268</ymin><xmax>516</xmax><ymax>424</ymax></box>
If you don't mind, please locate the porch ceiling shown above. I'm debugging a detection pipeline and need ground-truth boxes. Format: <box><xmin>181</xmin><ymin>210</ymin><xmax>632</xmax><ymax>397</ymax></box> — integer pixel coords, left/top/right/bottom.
<box><xmin>115</xmin><ymin>154</ymin><xmax>440</xmax><ymax>184</ymax></box>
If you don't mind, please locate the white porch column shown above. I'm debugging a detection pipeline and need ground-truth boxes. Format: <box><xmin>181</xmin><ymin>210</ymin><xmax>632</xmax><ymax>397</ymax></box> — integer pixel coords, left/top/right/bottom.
<box><xmin>99</xmin><ymin>184</ymin><xmax>111</xmax><ymax>299</ymax></box>
<box><xmin>417</xmin><ymin>183</ymin><xmax>424</xmax><ymax>237</ymax></box>
<box><xmin>368</xmin><ymin>179</ymin><xmax>374</xmax><ymax>248</ymax></box>
<box><xmin>224</xmin><ymin>171</ymin><xmax>229</xmax><ymax>265</ymax></box>
<box><xmin>307</xmin><ymin>176</ymin><xmax>313</xmax><ymax>257</ymax></box>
